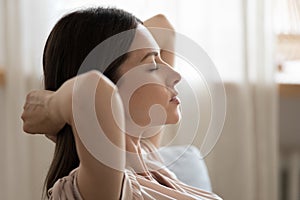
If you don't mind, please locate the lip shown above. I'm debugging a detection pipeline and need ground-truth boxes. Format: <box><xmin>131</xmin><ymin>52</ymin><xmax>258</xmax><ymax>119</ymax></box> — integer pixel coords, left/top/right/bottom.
<box><xmin>170</xmin><ymin>96</ymin><xmax>180</xmax><ymax>104</ymax></box>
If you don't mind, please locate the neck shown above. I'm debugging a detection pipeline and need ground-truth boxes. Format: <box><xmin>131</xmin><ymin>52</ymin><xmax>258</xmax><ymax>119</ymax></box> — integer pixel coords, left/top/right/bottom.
<box><xmin>125</xmin><ymin>134</ymin><xmax>153</xmax><ymax>177</ymax></box>
<box><xmin>125</xmin><ymin>134</ymin><xmax>141</xmax><ymax>153</ymax></box>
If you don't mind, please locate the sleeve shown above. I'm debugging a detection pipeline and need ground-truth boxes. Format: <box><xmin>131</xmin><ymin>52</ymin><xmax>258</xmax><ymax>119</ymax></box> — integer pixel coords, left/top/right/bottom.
<box><xmin>121</xmin><ymin>169</ymin><xmax>142</xmax><ymax>200</ymax></box>
<box><xmin>48</xmin><ymin>168</ymin><xmax>140</xmax><ymax>200</ymax></box>
<box><xmin>48</xmin><ymin>168</ymin><xmax>82</xmax><ymax>200</ymax></box>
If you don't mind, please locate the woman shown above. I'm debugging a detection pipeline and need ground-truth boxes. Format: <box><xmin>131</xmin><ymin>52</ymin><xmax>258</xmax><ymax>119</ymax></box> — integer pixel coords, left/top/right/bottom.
<box><xmin>21</xmin><ymin>7</ymin><xmax>222</xmax><ymax>200</ymax></box>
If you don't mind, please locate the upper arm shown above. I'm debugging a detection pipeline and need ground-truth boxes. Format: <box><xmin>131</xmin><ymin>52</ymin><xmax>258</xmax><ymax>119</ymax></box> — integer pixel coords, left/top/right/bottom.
<box><xmin>69</xmin><ymin>71</ymin><xmax>126</xmax><ymax>199</ymax></box>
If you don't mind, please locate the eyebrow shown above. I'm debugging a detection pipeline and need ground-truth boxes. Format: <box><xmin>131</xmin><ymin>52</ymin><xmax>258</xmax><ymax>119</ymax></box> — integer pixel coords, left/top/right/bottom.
<box><xmin>140</xmin><ymin>51</ymin><xmax>159</xmax><ymax>63</ymax></box>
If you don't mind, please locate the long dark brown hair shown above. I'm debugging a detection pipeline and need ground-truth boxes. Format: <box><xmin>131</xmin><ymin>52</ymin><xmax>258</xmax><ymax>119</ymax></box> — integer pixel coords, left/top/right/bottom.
<box><xmin>42</xmin><ymin>7</ymin><xmax>140</xmax><ymax>198</ymax></box>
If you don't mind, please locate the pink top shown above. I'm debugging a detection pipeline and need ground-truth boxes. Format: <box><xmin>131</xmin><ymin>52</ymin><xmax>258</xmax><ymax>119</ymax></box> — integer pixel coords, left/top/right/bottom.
<box><xmin>48</xmin><ymin>140</ymin><xmax>222</xmax><ymax>200</ymax></box>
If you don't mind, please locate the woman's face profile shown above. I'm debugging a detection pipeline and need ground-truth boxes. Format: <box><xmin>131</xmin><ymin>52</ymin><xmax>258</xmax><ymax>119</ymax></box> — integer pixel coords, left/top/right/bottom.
<box><xmin>116</xmin><ymin>25</ymin><xmax>182</xmax><ymax>130</ymax></box>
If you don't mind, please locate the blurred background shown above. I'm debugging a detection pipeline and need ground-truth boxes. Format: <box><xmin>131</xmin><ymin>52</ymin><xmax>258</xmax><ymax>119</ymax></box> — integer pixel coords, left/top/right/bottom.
<box><xmin>0</xmin><ymin>0</ymin><xmax>299</xmax><ymax>199</ymax></box>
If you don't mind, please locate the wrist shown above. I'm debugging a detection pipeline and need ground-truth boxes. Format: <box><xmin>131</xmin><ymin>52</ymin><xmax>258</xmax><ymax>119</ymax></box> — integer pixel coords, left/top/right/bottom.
<box><xmin>47</xmin><ymin>91</ymin><xmax>66</xmax><ymax>133</ymax></box>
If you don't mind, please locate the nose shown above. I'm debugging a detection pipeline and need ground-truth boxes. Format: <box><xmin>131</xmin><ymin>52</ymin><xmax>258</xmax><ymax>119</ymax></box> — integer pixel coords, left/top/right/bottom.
<box><xmin>166</xmin><ymin>66</ymin><xmax>181</xmax><ymax>87</ymax></box>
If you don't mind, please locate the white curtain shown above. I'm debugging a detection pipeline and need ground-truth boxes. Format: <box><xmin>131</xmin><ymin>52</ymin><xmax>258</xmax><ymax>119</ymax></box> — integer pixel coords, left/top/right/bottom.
<box><xmin>0</xmin><ymin>0</ymin><xmax>278</xmax><ymax>200</ymax></box>
<box><xmin>189</xmin><ymin>0</ymin><xmax>278</xmax><ymax>199</ymax></box>
<box><xmin>0</xmin><ymin>0</ymin><xmax>56</xmax><ymax>199</ymax></box>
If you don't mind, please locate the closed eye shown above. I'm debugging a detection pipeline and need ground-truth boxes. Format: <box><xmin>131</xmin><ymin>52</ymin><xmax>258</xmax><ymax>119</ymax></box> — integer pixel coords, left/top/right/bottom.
<box><xmin>140</xmin><ymin>51</ymin><xmax>159</xmax><ymax>63</ymax></box>
<box><xmin>139</xmin><ymin>50</ymin><xmax>160</xmax><ymax>71</ymax></box>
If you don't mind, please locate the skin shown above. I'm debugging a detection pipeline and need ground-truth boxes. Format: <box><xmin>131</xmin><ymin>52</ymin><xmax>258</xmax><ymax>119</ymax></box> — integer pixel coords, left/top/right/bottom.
<box><xmin>117</xmin><ymin>25</ymin><xmax>181</xmax><ymax>132</ymax></box>
<box><xmin>140</xmin><ymin>15</ymin><xmax>178</xmax><ymax>147</ymax></box>
<box><xmin>21</xmin><ymin>14</ymin><xmax>180</xmax><ymax>199</ymax></box>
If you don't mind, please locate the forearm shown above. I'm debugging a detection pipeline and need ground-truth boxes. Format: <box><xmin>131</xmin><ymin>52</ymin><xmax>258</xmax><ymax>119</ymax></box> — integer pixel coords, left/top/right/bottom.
<box><xmin>50</xmin><ymin>77</ymin><xmax>74</xmax><ymax>126</ymax></box>
<box><xmin>144</xmin><ymin>14</ymin><xmax>176</xmax><ymax>66</ymax></box>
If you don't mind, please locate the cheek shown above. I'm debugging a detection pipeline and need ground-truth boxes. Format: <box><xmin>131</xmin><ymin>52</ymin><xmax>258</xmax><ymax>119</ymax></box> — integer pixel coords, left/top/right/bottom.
<box><xmin>128</xmin><ymin>85</ymin><xmax>169</xmax><ymax>126</ymax></box>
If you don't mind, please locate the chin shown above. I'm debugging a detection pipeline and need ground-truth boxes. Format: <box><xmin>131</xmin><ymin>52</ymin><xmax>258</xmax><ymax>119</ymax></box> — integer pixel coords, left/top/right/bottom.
<box><xmin>166</xmin><ymin>111</ymin><xmax>181</xmax><ymax>124</ymax></box>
